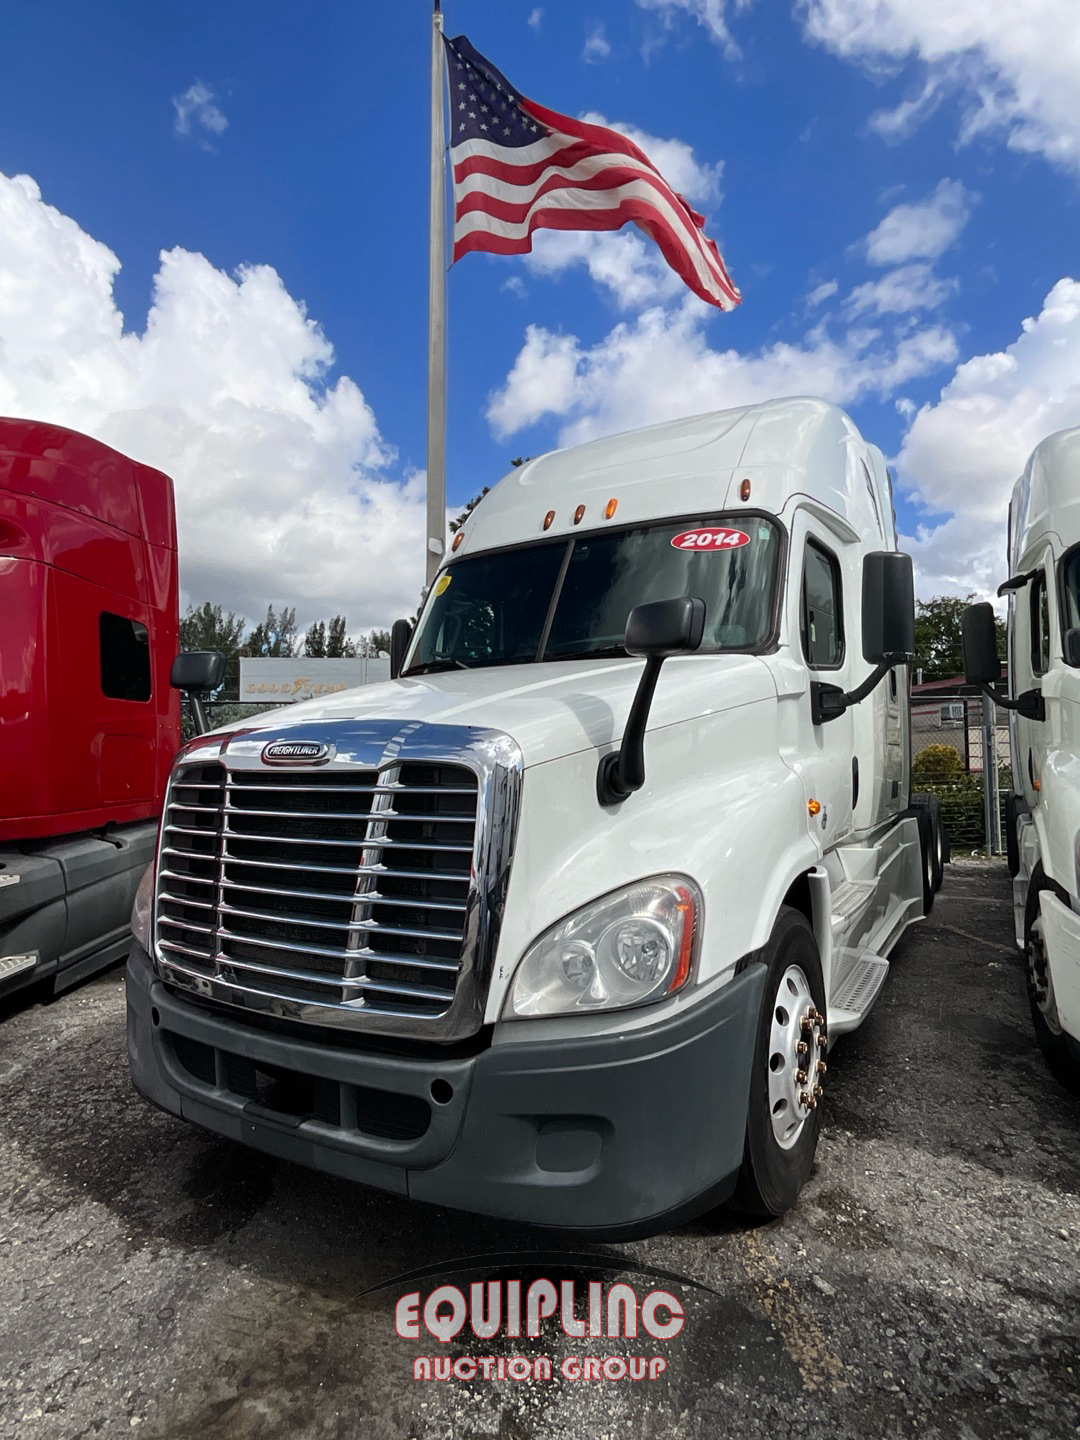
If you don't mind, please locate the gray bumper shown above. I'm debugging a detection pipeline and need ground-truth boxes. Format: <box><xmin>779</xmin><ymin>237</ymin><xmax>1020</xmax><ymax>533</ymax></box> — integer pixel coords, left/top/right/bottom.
<box><xmin>126</xmin><ymin>943</ymin><xmax>765</xmax><ymax>1234</ymax></box>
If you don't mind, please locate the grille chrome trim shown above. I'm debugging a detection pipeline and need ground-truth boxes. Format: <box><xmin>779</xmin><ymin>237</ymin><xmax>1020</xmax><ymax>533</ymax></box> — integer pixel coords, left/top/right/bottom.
<box><xmin>152</xmin><ymin>721</ymin><xmax>523</xmax><ymax>1040</ymax></box>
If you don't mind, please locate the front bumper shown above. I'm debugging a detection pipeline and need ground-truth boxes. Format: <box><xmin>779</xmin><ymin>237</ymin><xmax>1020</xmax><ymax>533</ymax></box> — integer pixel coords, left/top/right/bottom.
<box><xmin>126</xmin><ymin>943</ymin><xmax>764</xmax><ymax>1234</ymax></box>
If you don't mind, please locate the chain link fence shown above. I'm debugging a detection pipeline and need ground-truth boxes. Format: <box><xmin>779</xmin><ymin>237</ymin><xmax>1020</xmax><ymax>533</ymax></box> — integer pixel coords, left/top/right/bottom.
<box><xmin>911</xmin><ymin>690</ymin><xmax>1011</xmax><ymax>856</ymax></box>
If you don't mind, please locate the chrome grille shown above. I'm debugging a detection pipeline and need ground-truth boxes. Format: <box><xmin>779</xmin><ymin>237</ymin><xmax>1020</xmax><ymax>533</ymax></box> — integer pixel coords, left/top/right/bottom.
<box><xmin>156</xmin><ymin>760</ymin><xmax>479</xmax><ymax>1021</ymax></box>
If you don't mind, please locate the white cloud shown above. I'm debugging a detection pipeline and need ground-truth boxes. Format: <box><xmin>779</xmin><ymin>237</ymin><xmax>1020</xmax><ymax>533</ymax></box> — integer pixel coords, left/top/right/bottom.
<box><xmin>864</xmin><ymin>180</ymin><xmax>971</xmax><ymax>266</ymax></box>
<box><xmin>0</xmin><ymin>171</ymin><xmax>426</xmax><ymax>629</ymax></box>
<box><xmin>519</xmin><ymin>115</ymin><xmax>724</xmax><ymax>311</ymax></box>
<box><xmin>528</xmin><ymin>8</ymin><xmax>544</xmax><ymax>31</ymax></box>
<box><xmin>583</xmin><ymin>21</ymin><xmax>612</xmax><ymax>63</ymax></box>
<box><xmin>172</xmin><ymin>81</ymin><xmax>228</xmax><ymax>146</ymax></box>
<box><xmin>807</xmin><ymin>279</ymin><xmax>839</xmax><ymax>307</ymax></box>
<box><xmin>487</xmin><ymin>301</ymin><xmax>957</xmax><ymax>448</ymax></box>
<box><xmin>635</xmin><ymin>0</ymin><xmax>750</xmax><ymax>60</ymax></box>
<box><xmin>525</xmin><ymin>229</ymin><xmax>685</xmax><ymax>310</ymax></box>
<box><xmin>846</xmin><ymin>263</ymin><xmax>957</xmax><ymax>316</ymax></box>
<box><xmin>798</xmin><ymin>0</ymin><xmax>1080</xmax><ymax>170</ymax></box>
<box><xmin>896</xmin><ymin>277</ymin><xmax>1080</xmax><ymax>596</ymax></box>
<box><xmin>501</xmin><ymin>275</ymin><xmax>528</xmax><ymax>299</ymax></box>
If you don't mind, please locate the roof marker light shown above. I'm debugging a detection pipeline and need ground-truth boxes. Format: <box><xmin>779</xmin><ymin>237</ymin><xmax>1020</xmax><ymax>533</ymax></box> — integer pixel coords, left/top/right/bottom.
<box><xmin>740</xmin><ymin>479</ymin><xmax>752</xmax><ymax>502</ymax></box>
<box><xmin>573</xmin><ymin>504</ymin><xmax>586</xmax><ymax>525</ymax></box>
<box><xmin>451</xmin><ymin>531</ymin><xmax>465</xmax><ymax>552</ymax></box>
<box><xmin>543</xmin><ymin>510</ymin><xmax>556</xmax><ymax>531</ymax></box>
<box><xmin>605</xmin><ymin>498</ymin><xmax>618</xmax><ymax>520</ymax></box>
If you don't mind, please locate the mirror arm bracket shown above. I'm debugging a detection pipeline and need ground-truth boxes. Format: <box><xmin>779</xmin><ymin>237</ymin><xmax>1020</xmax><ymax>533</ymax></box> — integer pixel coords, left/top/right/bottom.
<box><xmin>811</xmin><ymin>659</ymin><xmax>897</xmax><ymax>726</ymax></box>
<box><xmin>981</xmin><ymin>683</ymin><xmax>1045</xmax><ymax>722</ymax></box>
<box><xmin>597</xmin><ymin>656</ymin><xmax>664</xmax><ymax>806</ymax></box>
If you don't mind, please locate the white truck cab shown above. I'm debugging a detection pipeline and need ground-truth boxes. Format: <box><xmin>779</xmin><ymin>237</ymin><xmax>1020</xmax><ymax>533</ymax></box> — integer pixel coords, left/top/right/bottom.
<box><xmin>127</xmin><ymin>397</ymin><xmax>941</xmax><ymax>1233</ymax></box>
<box><xmin>963</xmin><ymin>427</ymin><xmax>1080</xmax><ymax>1094</ymax></box>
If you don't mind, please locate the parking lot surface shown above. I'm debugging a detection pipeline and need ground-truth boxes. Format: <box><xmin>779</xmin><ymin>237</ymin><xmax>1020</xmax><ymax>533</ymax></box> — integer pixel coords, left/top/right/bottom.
<box><xmin>1</xmin><ymin>859</ymin><xmax>1078</xmax><ymax>1440</ymax></box>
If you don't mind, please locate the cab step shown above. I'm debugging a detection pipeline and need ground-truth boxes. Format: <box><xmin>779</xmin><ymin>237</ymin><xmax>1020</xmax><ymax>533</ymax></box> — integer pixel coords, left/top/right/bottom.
<box><xmin>828</xmin><ymin>952</ymin><xmax>890</xmax><ymax>1034</ymax></box>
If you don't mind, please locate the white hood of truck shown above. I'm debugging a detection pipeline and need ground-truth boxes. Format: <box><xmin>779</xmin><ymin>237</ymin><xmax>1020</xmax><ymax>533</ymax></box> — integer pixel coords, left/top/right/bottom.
<box><xmin>221</xmin><ymin>656</ymin><xmax>777</xmax><ymax>770</ymax></box>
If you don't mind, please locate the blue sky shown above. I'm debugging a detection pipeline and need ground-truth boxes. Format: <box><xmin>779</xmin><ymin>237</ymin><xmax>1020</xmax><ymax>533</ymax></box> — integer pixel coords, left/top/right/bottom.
<box><xmin>1</xmin><ymin>0</ymin><xmax>1078</xmax><ymax>629</ymax></box>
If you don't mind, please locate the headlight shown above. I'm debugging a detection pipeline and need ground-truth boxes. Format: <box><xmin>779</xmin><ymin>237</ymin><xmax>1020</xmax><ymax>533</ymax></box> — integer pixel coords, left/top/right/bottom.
<box><xmin>131</xmin><ymin>863</ymin><xmax>156</xmax><ymax>952</ymax></box>
<box><xmin>504</xmin><ymin>875</ymin><xmax>701</xmax><ymax>1019</ymax></box>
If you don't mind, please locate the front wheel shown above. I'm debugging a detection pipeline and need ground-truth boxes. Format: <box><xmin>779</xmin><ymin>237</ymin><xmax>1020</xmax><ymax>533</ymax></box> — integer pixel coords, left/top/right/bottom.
<box><xmin>1025</xmin><ymin>896</ymin><xmax>1080</xmax><ymax>1097</ymax></box>
<box><xmin>729</xmin><ymin>907</ymin><xmax>827</xmax><ymax>1217</ymax></box>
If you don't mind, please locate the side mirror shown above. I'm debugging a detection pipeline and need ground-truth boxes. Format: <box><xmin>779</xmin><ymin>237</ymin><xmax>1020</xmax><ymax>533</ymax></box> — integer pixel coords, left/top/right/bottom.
<box><xmin>625</xmin><ymin>595</ymin><xmax>707</xmax><ymax>658</ymax></box>
<box><xmin>598</xmin><ymin>597</ymin><xmax>705</xmax><ymax>805</ymax></box>
<box><xmin>170</xmin><ymin>651</ymin><xmax>226</xmax><ymax>693</ymax></box>
<box><xmin>961</xmin><ymin>603</ymin><xmax>1002</xmax><ymax>686</ymax></box>
<box><xmin>171</xmin><ymin>650</ymin><xmax>226</xmax><ymax>736</ymax></box>
<box><xmin>390</xmin><ymin>618</ymin><xmax>413</xmax><ymax>679</ymax></box>
<box><xmin>862</xmin><ymin>552</ymin><xmax>915</xmax><ymax>664</ymax></box>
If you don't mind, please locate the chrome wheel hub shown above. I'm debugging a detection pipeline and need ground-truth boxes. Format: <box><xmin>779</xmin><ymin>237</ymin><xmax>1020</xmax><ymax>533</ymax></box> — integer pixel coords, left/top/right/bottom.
<box><xmin>767</xmin><ymin>964</ymin><xmax>827</xmax><ymax>1149</ymax></box>
<box><xmin>1027</xmin><ymin>916</ymin><xmax>1062</xmax><ymax>1036</ymax></box>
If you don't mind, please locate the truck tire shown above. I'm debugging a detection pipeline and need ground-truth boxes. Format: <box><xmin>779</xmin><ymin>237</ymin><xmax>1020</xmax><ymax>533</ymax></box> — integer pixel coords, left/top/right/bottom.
<box><xmin>728</xmin><ymin>907</ymin><xmax>827</xmax><ymax>1218</ymax></box>
<box><xmin>910</xmin><ymin>794</ymin><xmax>938</xmax><ymax>914</ymax></box>
<box><xmin>1024</xmin><ymin>878</ymin><xmax>1080</xmax><ymax>1097</ymax></box>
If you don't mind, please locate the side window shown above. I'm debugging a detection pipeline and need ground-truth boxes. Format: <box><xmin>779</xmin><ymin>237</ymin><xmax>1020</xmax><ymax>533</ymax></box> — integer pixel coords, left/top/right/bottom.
<box><xmin>1030</xmin><ymin>573</ymin><xmax>1051</xmax><ymax>677</ymax></box>
<box><xmin>801</xmin><ymin>540</ymin><xmax>844</xmax><ymax>668</ymax></box>
<box><xmin>100</xmin><ymin>612</ymin><xmax>152</xmax><ymax>701</ymax></box>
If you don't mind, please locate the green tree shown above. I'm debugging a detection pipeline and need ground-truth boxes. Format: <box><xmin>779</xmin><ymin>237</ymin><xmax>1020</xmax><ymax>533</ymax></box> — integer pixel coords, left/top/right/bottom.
<box><xmin>449</xmin><ymin>487</ymin><xmax>490</xmax><ymax>533</ymax></box>
<box><xmin>915</xmin><ymin>595</ymin><xmax>1006</xmax><ymax>681</ymax></box>
<box><xmin>244</xmin><ymin>604</ymin><xmax>298</xmax><ymax>658</ymax></box>
<box><xmin>362</xmin><ymin>629</ymin><xmax>391</xmax><ymax>656</ymax></box>
<box><xmin>179</xmin><ymin>603</ymin><xmax>246</xmax><ymax>701</ymax></box>
<box><xmin>304</xmin><ymin>615</ymin><xmax>358</xmax><ymax>657</ymax></box>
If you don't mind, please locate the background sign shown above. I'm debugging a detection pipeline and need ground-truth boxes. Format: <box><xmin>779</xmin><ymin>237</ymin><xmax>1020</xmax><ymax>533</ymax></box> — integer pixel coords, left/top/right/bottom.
<box><xmin>239</xmin><ymin>656</ymin><xmax>391</xmax><ymax>703</ymax></box>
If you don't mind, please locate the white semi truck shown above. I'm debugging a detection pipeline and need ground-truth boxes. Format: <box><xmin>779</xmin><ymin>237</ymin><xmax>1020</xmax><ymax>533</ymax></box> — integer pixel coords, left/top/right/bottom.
<box><xmin>126</xmin><ymin>397</ymin><xmax>943</xmax><ymax>1233</ymax></box>
<box><xmin>963</xmin><ymin>426</ymin><xmax>1080</xmax><ymax>1094</ymax></box>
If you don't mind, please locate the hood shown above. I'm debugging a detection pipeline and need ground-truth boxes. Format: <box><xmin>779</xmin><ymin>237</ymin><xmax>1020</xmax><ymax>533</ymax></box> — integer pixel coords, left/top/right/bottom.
<box><xmin>215</xmin><ymin>656</ymin><xmax>777</xmax><ymax>769</ymax></box>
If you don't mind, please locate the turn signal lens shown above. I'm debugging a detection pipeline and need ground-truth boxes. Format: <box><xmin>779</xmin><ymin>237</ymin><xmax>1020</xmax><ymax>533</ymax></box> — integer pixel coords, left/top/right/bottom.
<box><xmin>808</xmin><ymin>799</ymin><xmax>821</xmax><ymax>816</ymax></box>
<box><xmin>605</xmin><ymin>498</ymin><xmax>618</xmax><ymax>519</ymax></box>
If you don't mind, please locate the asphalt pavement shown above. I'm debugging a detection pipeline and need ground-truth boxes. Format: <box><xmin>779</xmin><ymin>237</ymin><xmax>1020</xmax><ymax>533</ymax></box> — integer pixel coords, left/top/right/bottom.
<box><xmin>1</xmin><ymin>858</ymin><xmax>1078</xmax><ymax>1440</ymax></box>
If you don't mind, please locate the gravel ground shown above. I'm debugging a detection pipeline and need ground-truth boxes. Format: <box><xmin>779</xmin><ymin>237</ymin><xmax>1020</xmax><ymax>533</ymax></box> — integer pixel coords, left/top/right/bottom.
<box><xmin>1</xmin><ymin>858</ymin><xmax>1078</xmax><ymax>1440</ymax></box>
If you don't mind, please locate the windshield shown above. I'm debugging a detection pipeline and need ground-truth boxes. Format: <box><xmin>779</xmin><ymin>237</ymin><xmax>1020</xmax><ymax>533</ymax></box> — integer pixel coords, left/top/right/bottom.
<box><xmin>404</xmin><ymin>514</ymin><xmax>782</xmax><ymax>674</ymax></box>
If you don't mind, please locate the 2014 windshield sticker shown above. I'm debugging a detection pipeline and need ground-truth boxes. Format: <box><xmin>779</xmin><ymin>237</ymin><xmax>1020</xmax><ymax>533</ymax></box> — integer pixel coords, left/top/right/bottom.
<box><xmin>671</xmin><ymin>527</ymin><xmax>750</xmax><ymax>551</ymax></box>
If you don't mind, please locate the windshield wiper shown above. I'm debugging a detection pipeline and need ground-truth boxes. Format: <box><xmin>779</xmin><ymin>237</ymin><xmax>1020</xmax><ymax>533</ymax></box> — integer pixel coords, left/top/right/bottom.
<box><xmin>545</xmin><ymin>645</ymin><xmax>628</xmax><ymax>662</ymax></box>
<box><xmin>402</xmin><ymin>658</ymin><xmax>469</xmax><ymax>676</ymax></box>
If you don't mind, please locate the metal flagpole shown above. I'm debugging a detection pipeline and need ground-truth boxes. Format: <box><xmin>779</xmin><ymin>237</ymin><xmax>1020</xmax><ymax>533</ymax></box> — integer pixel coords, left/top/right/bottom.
<box><xmin>426</xmin><ymin>0</ymin><xmax>447</xmax><ymax>587</ymax></box>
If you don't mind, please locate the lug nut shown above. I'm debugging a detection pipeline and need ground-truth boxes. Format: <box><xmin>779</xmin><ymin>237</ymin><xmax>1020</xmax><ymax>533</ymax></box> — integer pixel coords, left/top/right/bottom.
<box><xmin>817</xmin><ymin>1060</ymin><xmax>828</xmax><ymax>1075</ymax></box>
<box><xmin>800</xmin><ymin>1092</ymin><xmax>813</xmax><ymax>1109</ymax></box>
<box><xmin>796</xmin><ymin>1069</ymin><xmax>808</xmax><ymax>1085</ymax></box>
<box><xmin>813</xmin><ymin>1084</ymin><xmax>823</xmax><ymax>1098</ymax></box>
<box><xmin>818</xmin><ymin>1033</ymin><xmax>828</xmax><ymax>1048</ymax></box>
<box><xmin>796</xmin><ymin>1041</ymin><xmax>809</xmax><ymax>1056</ymax></box>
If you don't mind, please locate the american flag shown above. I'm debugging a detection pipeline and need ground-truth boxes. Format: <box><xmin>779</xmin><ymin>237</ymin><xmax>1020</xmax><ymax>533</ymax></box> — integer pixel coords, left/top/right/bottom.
<box><xmin>443</xmin><ymin>34</ymin><xmax>741</xmax><ymax>312</ymax></box>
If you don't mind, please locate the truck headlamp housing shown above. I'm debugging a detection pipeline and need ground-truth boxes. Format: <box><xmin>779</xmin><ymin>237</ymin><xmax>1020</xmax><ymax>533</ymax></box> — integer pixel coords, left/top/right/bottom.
<box><xmin>130</xmin><ymin>862</ymin><xmax>156</xmax><ymax>954</ymax></box>
<box><xmin>504</xmin><ymin>876</ymin><xmax>701</xmax><ymax>1019</ymax></box>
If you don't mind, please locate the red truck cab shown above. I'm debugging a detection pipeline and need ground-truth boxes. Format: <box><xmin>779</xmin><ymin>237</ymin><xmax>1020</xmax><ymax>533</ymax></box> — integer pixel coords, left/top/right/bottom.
<box><xmin>1</xmin><ymin>418</ymin><xmax>181</xmax><ymax>998</ymax></box>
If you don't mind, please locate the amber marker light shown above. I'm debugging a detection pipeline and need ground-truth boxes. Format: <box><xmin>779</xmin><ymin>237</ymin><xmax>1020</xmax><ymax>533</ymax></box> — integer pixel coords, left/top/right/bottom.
<box><xmin>669</xmin><ymin>886</ymin><xmax>698</xmax><ymax>992</ymax></box>
<box><xmin>573</xmin><ymin>504</ymin><xmax>586</xmax><ymax>525</ymax></box>
<box><xmin>808</xmin><ymin>799</ymin><xmax>822</xmax><ymax>816</ymax></box>
<box><xmin>740</xmin><ymin>478</ymin><xmax>752</xmax><ymax>502</ymax></box>
<box><xmin>543</xmin><ymin>510</ymin><xmax>556</xmax><ymax>530</ymax></box>
<box><xmin>451</xmin><ymin>531</ymin><xmax>465</xmax><ymax>552</ymax></box>
<box><xmin>605</xmin><ymin>498</ymin><xmax>618</xmax><ymax>520</ymax></box>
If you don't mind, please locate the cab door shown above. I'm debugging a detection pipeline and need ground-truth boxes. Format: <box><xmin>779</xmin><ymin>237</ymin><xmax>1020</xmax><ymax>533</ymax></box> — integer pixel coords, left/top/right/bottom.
<box><xmin>1015</xmin><ymin>550</ymin><xmax>1054</xmax><ymax>808</ymax></box>
<box><xmin>785</xmin><ymin>511</ymin><xmax>856</xmax><ymax>849</ymax></box>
